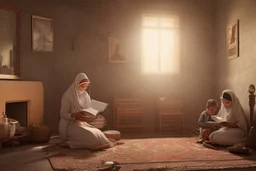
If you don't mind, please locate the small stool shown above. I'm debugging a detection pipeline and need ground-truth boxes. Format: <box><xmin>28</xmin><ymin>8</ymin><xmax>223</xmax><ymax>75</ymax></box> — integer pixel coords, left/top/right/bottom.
<box><xmin>103</xmin><ymin>130</ymin><xmax>121</xmax><ymax>141</ymax></box>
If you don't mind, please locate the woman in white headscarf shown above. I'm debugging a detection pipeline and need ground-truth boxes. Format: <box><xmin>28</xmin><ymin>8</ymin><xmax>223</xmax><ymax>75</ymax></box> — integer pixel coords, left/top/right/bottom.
<box><xmin>206</xmin><ymin>89</ymin><xmax>248</xmax><ymax>147</ymax></box>
<box><xmin>59</xmin><ymin>73</ymin><xmax>114</xmax><ymax>150</ymax></box>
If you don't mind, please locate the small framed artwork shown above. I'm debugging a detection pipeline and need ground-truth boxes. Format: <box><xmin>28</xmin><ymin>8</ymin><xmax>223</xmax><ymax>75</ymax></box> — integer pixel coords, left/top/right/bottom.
<box><xmin>32</xmin><ymin>15</ymin><xmax>54</xmax><ymax>52</ymax></box>
<box><xmin>227</xmin><ymin>20</ymin><xmax>239</xmax><ymax>59</ymax></box>
<box><xmin>108</xmin><ymin>37</ymin><xmax>126</xmax><ymax>63</ymax></box>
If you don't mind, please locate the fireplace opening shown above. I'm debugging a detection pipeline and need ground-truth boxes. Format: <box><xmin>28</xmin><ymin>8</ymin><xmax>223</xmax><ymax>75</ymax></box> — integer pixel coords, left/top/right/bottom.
<box><xmin>5</xmin><ymin>101</ymin><xmax>28</xmax><ymax>127</ymax></box>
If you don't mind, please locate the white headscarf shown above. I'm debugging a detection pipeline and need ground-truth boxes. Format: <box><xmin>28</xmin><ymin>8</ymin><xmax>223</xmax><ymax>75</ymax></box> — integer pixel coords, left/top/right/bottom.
<box><xmin>217</xmin><ymin>89</ymin><xmax>248</xmax><ymax>134</ymax></box>
<box><xmin>64</xmin><ymin>73</ymin><xmax>91</xmax><ymax>113</ymax></box>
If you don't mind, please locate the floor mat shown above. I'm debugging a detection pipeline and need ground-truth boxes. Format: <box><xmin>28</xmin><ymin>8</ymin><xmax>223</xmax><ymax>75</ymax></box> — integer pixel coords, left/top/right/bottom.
<box><xmin>44</xmin><ymin>137</ymin><xmax>256</xmax><ymax>171</ymax></box>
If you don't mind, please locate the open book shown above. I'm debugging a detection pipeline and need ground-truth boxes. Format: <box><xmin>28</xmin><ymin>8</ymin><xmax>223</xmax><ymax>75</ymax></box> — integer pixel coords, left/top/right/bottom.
<box><xmin>81</xmin><ymin>100</ymin><xmax>108</xmax><ymax>117</ymax></box>
<box><xmin>211</xmin><ymin>116</ymin><xmax>225</xmax><ymax>123</ymax></box>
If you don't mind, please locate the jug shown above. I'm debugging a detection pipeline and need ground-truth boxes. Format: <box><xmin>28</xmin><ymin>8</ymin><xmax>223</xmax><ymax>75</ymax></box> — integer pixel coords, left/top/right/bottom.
<box><xmin>0</xmin><ymin>112</ymin><xmax>18</xmax><ymax>140</ymax></box>
<box><xmin>0</xmin><ymin>112</ymin><xmax>9</xmax><ymax>140</ymax></box>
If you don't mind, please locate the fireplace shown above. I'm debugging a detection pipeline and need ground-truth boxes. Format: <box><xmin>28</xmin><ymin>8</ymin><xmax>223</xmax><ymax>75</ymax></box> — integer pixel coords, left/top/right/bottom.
<box><xmin>0</xmin><ymin>81</ymin><xmax>44</xmax><ymax>125</ymax></box>
<box><xmin>5</xmin><ymin>101</ymin><xmax>28</xmax><ymax>126</ymax></box>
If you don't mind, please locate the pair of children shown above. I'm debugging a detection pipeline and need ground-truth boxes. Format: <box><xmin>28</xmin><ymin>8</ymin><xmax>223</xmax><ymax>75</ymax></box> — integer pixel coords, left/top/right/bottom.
<box><xmin>197</xmin><ymin>99</ymin><xmax>220</xmax><ymax>143</ymax></box>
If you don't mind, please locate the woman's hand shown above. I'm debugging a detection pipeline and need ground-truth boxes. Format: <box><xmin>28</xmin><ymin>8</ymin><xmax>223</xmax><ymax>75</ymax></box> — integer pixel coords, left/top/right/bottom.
<box><xmin>77</xmin><ymin>115</ymin><xmax>95</xmax><ymax>122</ymax></box>
<box><xmin>71</xmin><ymin>112</ymin><xmax>95</xmax><ymax>122</ymax></box>
<box><xmin>71</xmin><ymin>112</ymin><xmax>83</xmax><ymax>119</ymax></box>
<box><xmin>220</xmin><ymin>122</ymin><xmax>230</xmax><ymax>127</ymax></box>
<box><xmin>220</xmin><ymin>122</ymin><xmax>238</xmax><ymax>128</ymax></box>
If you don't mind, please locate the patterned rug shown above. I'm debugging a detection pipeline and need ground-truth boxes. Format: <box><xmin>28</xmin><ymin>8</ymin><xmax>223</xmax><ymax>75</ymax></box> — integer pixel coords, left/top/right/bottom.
<box><xmin>44</xmin><ymin>137</ymin><xmax>256</xmax><ymax>171</ymax></box>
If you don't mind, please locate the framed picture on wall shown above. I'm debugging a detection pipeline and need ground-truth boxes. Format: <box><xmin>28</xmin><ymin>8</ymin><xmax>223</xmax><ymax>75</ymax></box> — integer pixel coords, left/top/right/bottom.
<box><xmin>32</xmin><ymin>15</ymin><xmax>54</xmax><ymax>52</ymax></box>
<box><xmin>227</xmin><ymin>19</ymin><xmax>239</xmax><ymax>59</ymax></box>
<box><xmin>108</xmin><ymin>37</ymin><xmax>126</xmax><ymax>63</ymax></box>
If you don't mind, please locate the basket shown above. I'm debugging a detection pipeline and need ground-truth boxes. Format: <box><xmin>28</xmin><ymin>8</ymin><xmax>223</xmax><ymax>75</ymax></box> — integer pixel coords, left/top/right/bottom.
<box><xmin>30</xmin><ymin>125</ymin><xmax>51</xmax><ymax>143</ymax></box>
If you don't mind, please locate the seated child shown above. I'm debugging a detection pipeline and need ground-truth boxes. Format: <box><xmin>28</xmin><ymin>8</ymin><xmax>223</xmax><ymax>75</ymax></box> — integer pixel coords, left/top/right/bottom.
<box><xmin>197</xmin><ymin>99</ymin><xmax>220</xmax><ymax>143</ymax></box>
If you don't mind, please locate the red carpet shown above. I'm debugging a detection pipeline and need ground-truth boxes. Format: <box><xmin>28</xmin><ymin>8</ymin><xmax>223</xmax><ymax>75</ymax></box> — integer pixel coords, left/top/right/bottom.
<box><xmin>44</xmin><ymin>137</ymin><xmax>256</xmax><ymax>170</ymax></box>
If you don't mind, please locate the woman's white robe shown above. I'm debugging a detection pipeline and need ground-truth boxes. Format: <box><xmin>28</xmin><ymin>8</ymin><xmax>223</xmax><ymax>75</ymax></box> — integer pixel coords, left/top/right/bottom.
<box><xmin>209</xmin><ymin>90</ymin><xmax>248</xmax><ymax>146</ymax></box>
<box><xmin>58</xmin><ymin>73</ymin><xmax>109</xmax><ymax>149</ymax></box>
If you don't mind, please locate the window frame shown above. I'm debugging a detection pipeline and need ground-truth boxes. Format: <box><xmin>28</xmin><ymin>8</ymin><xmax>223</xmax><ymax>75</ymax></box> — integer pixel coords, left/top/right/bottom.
<box><xmin>141</xmin><ymin>14</ymin><xmax>180</xmax><ymax>75</ymax></box>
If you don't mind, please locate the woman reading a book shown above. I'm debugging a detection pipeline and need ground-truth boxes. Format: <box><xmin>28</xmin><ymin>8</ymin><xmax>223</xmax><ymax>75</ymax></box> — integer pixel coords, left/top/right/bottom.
<box><xmin>59</xmin><ymin>73</ymin><xmax>115</xmax><ymax>150</ymax></box>
<box><xmin>203</xmin><ymin>89</ymin><xmax>248</xmax><ymax>148</ymax></box>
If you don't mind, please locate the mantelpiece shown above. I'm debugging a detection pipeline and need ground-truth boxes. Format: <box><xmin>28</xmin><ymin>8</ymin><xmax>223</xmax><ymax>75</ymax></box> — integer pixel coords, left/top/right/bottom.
<box><xmin>0</xmin><ymin>81</ymin><xmax>43</xmax><ymax>125</ymax></box>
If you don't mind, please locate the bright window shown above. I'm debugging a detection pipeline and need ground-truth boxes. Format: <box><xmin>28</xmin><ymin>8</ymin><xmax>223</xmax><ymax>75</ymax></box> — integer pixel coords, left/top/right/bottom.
<box><xmin>142</xmin><ymin>15</ymin><xmax>179</xmax><ymax>74</ymax></box>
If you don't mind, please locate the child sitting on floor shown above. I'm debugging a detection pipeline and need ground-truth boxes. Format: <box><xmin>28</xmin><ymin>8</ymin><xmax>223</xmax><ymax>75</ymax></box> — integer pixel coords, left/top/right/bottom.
<box><xmin>197</xmin><ymin>99</ymin><xmax>220</xmax><ymax>143</ymax></box>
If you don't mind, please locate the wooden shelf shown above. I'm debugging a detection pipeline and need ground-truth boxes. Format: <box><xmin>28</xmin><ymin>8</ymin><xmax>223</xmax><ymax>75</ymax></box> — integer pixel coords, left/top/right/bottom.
<box><xmin>114</xmin><ymin>98</ymin><xmax>144</xmax><ymax>132</ymax></box>
<box><xmin>157</xmin><ymin>98</ymin><xmax>184</xmax><ymax>133</ymax></box>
